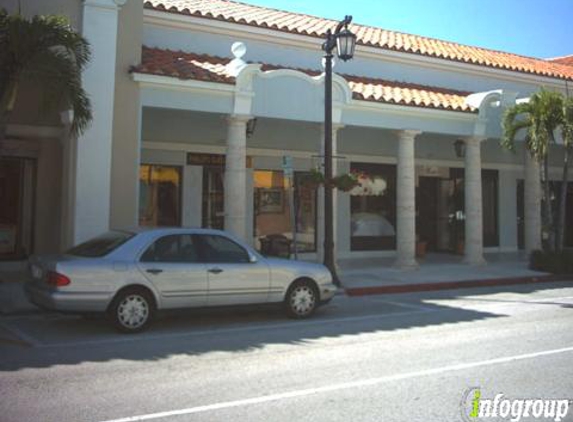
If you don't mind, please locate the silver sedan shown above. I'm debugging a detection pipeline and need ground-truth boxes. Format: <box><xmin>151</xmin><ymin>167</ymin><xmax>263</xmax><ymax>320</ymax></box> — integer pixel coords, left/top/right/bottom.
<box><xmin>25</xmin><ymin>228</ymin><xmax>337</xmax><ymax>332</ymax></box>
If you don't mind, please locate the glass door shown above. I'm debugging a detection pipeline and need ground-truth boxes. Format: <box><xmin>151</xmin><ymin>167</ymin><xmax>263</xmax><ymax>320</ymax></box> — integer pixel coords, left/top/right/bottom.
<box><xmin>202</xmin><ymin>167</ymin><xmax>225</xmax><ymax>230</ymax></box>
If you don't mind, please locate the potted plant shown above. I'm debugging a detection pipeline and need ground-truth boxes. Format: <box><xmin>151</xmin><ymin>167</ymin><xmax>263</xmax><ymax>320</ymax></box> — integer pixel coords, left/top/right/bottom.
<box><xmin>416</xmin><ymin>234</ymin><xmax>427</xmax><ymax>258</ymax></box>
<box><xmin>331</xmin><ymin>172</ymin><xmax>360</xmax><ymax>192</ymax></box>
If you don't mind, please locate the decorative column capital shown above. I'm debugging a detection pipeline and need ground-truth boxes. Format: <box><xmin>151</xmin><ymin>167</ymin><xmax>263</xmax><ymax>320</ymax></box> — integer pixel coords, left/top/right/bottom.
<box><xmin>397</xmin><ymin>129</ymin><xmax>422</xmax><ymax>141</ymax></box>
<box><xmin>320</xmin><ymin>123</ymin><xmax>344</xmax><ymax>134</ymax></box>
<box><xmin>463</xmin><ymin>136</ymin><xmax>485</xmax><ymax>145</ymax></box>
<box><xmin>227</xmin><ymin>114</ymin><xmax>252</xmax><ymax>125</ymax></box>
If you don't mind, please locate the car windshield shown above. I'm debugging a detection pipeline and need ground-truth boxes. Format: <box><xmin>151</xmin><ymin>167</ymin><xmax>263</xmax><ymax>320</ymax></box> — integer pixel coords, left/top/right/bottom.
<box><xmin>66</xmin><ymin>231</ymin><xmax>134</xmax><ymax>257</ymax></box>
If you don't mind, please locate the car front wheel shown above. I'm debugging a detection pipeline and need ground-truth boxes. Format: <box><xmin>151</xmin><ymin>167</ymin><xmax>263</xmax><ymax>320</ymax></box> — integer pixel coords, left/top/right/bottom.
<box><xmin>109</xmin><ymin>288</ymin><xmax>154</xmax><ymax>333</ymax></box>
<box><xmin>285</xmin><ymin>280</ymin><xmax>318</xmax><ymax>319</ymax></box>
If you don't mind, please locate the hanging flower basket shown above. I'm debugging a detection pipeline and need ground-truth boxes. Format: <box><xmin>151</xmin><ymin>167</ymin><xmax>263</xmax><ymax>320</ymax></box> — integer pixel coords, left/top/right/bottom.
<box><xmin>348</xmin><ymin>174</ymin><xmax>387</xmax><ymax>196</ymax></box>
<box><xmin>302</xmin><ymin>169</ymin><xmax>387</xmax><ymax>196</ymax></box>
<box><xmin>330</xmin><ymin>172</ymin><xmax>360</xmax><ymax>192</ymax></box>
<box><xmin>299</xmin><ymin>168</ymin><xmax>326</xmax><ymax>189</ymax></box>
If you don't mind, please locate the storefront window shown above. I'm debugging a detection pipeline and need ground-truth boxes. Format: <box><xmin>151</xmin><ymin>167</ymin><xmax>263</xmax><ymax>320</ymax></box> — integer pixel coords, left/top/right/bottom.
<box><xmin>139</xmin><ymin>164</ymin><xmax>182</xmax><ymax>227</ymax></box>
<box><xmin>253</xmin><ymin>170</ymin><xmax>317</xmax><ymax>253</ymax></box>
<box><xmin>350</xmin><ymin>163</ymin><xmax>396</xmax><ymax>251</ymax></box>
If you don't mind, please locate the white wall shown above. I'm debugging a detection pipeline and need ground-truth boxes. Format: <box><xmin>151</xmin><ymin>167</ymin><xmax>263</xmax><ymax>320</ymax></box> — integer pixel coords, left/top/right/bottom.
<box><xmin>143</xmin><ymin>20</ymin><xmax>560</xmax><ymax>100</ymax></box>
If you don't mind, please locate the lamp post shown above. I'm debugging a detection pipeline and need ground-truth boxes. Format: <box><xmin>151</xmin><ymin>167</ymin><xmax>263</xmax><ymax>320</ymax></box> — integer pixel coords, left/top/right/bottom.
<box><xmin>322</xmin><ymin>16</ymin><xmax>356</xmax><ymax>285</ymax></box>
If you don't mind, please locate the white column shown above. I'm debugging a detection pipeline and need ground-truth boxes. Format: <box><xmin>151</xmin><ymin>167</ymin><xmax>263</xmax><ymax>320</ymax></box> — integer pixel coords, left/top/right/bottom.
<box><xmin>524</xmin><ymin>151</ymin><xmax>542</xmax><ymax>254</ymax></box>
<box><xmin>464</xmin><ymin>137</ymin><xmax>486</xmax><ymax>266</ymax></box>
<box><xmin>317</xmin><ymin>124</ymin><xmax>343</xmax><ymax>263</ymax></box>
<box><xmin>224</xmin><ymin>115</ymin><xmax>249</xmax><ymax>240</ymax></box>
<box><xmin>395</xmin><ymin>130</ymin><xmax>420</xmax><ymax>270</ymax></box>
<box><xmin>72</xmin><ymin>0</ymin><xmax>125</xmax><ymax>244</ymax></box>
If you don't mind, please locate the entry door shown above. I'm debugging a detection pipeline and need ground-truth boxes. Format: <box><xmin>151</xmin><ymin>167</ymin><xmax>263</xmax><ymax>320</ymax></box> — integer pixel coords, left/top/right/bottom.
<box><xmin>137</xmin><ymin>234</ymin><xmax>208</xmax><ymax>308</ymax></box>
<box><xmin>193</xmin><ymin>234</ymin><xmax>271</xmax><ymax>306</ymax></box>
<box><xmin>202</xmin><ymin>167</ymin><xmax>225</xmax><ymax>229</ymax></box>
<box><xmin>0</xmin><ymin>158</ymin><xmax>35</xmax><ymax>259</ymax></box>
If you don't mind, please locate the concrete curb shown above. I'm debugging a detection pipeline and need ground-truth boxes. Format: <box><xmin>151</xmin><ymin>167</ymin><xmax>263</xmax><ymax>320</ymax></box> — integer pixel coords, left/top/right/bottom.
<box><xmin>344</xmin><ymin>274</ymin><xmax>572</xmax><ymax>296</ymax></box>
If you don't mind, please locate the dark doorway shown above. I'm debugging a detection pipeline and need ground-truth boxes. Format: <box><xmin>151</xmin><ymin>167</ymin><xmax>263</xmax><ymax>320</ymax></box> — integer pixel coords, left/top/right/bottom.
<box><xmin>417</xmin><ymin>176</ymin><xmax>463</xmax><ymax>253</ymax></box>
<box><xmin>416</xmin><ymin>168</ymin><xmax>499</xmax><ymax>254</ymax></box>
<box><xmin>202</xmin><ymin>167</ymin><xmax>225</xmax><ymax>230</ymax></box>
<box><xmin>0</xmin><ymin>157</ymin><xmax>36</xmax><ymax>259</ymax></box>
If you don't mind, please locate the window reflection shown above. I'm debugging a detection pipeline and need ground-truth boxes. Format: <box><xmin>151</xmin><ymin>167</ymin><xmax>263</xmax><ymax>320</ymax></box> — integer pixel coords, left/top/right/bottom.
<box><xmin>350</xmin><ymin>163</ymin><xmax>396</xmax><ymax>251</ymax></box>
<box><xmin>254</xmin><ymin>170</ymin><xmax>317</xmax><ymax>253</ymax></box>
<box><xmin>139</xmin><ymin>164</ymin><xmax>182</xmax><ymax>227</ymax></box>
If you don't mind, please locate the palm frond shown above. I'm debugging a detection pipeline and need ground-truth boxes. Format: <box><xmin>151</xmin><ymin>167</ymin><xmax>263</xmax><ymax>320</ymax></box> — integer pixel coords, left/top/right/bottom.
<box><xmin>0</xmin><ymin>8</ymin><xmax>92</xmax><ymax>136</ymax></box>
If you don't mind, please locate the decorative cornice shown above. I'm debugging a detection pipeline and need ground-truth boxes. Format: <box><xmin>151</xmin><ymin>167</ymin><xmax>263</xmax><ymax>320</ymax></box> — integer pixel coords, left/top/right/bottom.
<box><xmin>83</xmin><ymin>0</ymin><xmax>125</xmax><ymax>11</ymax></box>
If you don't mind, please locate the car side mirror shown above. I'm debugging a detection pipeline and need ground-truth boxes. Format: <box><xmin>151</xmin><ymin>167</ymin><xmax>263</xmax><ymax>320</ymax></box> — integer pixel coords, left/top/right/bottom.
<box><xmin>249</xmin><ymin>253</ymin><xmax>258</xmax><ymax>263</ymax></box>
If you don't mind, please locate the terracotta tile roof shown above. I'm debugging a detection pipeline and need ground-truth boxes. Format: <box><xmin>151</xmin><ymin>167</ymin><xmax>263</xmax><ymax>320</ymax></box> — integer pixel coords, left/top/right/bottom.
<box><xmin>144</xmin><ymin>0</ymin><xmax>573</xmax><ymax>81</ymax></box>
<box><xmin>134</xmin><ymin>47</ymin><xmax>234</xmax><ymax>83</ymax></box>
<box><xmin>346</xmin><ymin>76</ymin><xmax>472</xmax><ymax>112</ymax></box>
<box><xmin>131</xmin><ymin>46</ymin><xmax>475</xmax><ymax>113</ymax></box>
<box><xmin>548</xmin><ymin>55</ymin><xmax>573</xmax><ymax>67</ymax></box>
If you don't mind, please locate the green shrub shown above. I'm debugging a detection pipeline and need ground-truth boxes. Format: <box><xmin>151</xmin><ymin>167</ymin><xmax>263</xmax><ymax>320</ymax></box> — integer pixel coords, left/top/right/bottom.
<box><xmin>529</xmin><ymin>249</ymin><xmax>573</xmax><ymax>274</ymax></box>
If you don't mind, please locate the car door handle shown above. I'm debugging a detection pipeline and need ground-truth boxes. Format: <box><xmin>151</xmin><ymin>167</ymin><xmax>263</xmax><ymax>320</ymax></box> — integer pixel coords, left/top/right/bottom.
<box><xmin>208</xmin><ymin>268</ymin><xmax>223</xmax><ymax>274</ymax></box>
<box><xmin>146</xmin><ymin>268</ymin><xmax>163</xmax><ymax>275</ymax></box>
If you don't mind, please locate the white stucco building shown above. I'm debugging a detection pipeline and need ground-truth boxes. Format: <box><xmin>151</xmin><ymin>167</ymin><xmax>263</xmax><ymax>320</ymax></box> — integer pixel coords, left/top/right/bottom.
<box><xmin>1</xmin><ymin>0</ymin><xmax>572</xmax><ymax>267</ymax></box>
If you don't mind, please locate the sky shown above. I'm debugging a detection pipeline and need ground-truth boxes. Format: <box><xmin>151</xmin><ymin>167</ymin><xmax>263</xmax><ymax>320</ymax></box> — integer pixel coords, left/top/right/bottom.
<box><xmin>243</xmin><ymin>0</ymin><xmax>573</xmax><ymax>60</ymax></box>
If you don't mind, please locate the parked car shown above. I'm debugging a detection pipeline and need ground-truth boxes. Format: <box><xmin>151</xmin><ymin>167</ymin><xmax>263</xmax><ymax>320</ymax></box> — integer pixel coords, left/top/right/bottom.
<box><xmin>25</xmin><ymin>228</ymin><xmax>336</xmax><ymax>333</ymax></box>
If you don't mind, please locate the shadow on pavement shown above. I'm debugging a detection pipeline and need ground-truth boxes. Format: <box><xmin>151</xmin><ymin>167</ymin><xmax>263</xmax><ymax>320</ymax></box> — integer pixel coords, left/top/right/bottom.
<box><xmin>0</xmin><ymin>281</ymin><xmax>571</xmax><ymax>372</ymax></box>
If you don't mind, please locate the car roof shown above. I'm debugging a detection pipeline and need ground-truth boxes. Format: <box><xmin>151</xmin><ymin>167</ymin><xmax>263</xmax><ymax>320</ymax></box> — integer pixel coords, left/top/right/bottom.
<box><xmin>117</xmin><ymin>227</ymin><xmax>229</xmax><ymax>236</ymax></box>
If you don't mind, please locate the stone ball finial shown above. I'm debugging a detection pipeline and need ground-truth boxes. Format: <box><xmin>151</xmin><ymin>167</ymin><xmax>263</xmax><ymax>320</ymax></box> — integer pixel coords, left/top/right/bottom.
<box><xmin>231</xmin><ymin>42</ymin><xmax>247</xmax><ymax>59</ymax></box>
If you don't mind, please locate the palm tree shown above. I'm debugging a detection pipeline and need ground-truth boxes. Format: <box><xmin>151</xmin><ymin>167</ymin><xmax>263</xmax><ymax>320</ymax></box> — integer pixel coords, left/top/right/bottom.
<box><xmin>556</xmin><ymin>96</ymin><xmax>573</xmax><ymax>250</ymax></box>
<box><xmin>502</xmin><ymin>89</ymin><xmax>564</xmax><ymax>252</ymax></box>
<box><xmin>0</xmin><ymin>9</ymin><xmax>92</xmax><ymax>140</ymax></box>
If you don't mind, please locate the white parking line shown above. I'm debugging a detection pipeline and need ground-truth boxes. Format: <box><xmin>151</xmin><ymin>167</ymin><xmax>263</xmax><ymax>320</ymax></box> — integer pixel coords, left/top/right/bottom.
<box><xmin>34</xmin><ymin>308</ymin><xmax>437</xmax><ymax>349</ymax></box>
<box><xmin>98</xmin><ymin>344</ymin><xmax>573</xmax><ymax>422</ymax></box>
<box><xmin>0</xmin><ymin>322</ymin><xmax>42</xmax><ymax>347</ymax></box>
<box><xmin>364</xmin><ymin>297</ymin><xmax>436</xmax><ymax>311</ymax></box>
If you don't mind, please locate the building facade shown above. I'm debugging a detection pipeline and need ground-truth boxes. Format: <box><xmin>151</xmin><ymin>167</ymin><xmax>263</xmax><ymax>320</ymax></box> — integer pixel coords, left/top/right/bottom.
<box><xmin>1</xmin><ymin>0</ymin><xmax>572</xmax><ymax>267</ymax></box>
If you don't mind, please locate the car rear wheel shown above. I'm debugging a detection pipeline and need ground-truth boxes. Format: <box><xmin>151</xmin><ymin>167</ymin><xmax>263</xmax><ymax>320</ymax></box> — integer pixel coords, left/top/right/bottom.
<box><xmin>285</xmin><ymin>280</ymin><xmax>318</xmax><ymax>319</ymax></box>
<box><xmin>109</xmin><ymin>288</ymin><xmax>154</xmax><ymax>333</ymax></box>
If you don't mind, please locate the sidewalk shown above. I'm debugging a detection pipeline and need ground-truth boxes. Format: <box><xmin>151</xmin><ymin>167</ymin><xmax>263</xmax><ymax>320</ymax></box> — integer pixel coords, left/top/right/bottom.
<box><xmin>339</xmin><ymin>252</ymin><xmax>570</xmax><ymax>295</ymax></box>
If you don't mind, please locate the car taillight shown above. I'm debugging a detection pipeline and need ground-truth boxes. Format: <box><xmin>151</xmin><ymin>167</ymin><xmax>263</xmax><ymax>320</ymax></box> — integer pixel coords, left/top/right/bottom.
<box><xmin>46</xmin><ymin>271</ymin><xmax>71</xmax><ymax>287</ymax></box>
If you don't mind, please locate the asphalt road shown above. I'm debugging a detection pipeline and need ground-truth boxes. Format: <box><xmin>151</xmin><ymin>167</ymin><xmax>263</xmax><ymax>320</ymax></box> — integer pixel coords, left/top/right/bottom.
<box><xmin>1</xmin><ymin>281</ymin><xmax>573</xmax><ymax>422</ymax></box>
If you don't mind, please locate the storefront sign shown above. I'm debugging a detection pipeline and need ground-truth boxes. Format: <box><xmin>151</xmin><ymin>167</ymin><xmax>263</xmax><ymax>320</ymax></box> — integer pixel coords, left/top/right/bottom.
<box><xmin>187</xmin><ymin>153</ymin><xmax>252</xmax><ymax>168</ymax></box>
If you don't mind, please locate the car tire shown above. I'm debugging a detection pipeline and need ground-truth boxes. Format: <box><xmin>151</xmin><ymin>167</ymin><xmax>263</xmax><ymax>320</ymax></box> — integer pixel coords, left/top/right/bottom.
<box><xmin>284</xmin><ymin>280</ymin><xmax>318</xmax><ymax>319</ymax></box>
<box><xmin>109</xmin><ymin>288</ymin><xmax>154</xmax><ymax>333</ymax></box>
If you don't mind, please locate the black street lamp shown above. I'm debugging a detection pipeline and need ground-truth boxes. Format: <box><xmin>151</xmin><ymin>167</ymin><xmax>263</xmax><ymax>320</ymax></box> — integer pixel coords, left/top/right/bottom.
<box><xmin>322</xmin><ymin>16</ymin><xmax>356</xmax><ymax>286</ymax></box>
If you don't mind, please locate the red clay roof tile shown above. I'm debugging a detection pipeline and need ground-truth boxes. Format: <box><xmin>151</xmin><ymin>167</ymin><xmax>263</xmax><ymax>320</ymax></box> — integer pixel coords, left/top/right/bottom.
<box><xmin>132</xmin><ymin>46</ymin><xmax>475</xmax><ymax>113</ymax></box>
<box><xmin>548</xmin><ymin>55</ymin><xmax>573</xmax><ymax>67</ymax></box>
<box><xmin>143</xmin><ymin>0</ymin><xmax>573</xmax><ymax>81</ymax></box>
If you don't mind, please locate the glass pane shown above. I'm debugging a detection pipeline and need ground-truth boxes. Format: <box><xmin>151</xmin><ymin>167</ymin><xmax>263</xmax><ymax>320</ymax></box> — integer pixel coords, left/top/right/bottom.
<box><xmin>350</xmin><ymin>163</ymin><xmax>396</xmax><ymax>251</ymax></box>
<box><xmin>67</xmin><ymin>231</ymin><xmax>134</xmax><ymax>257</ymax></box>
<box><xmin>141</xmin><ymin>234</ymin><xmax>198</xmax><ymax>263</ymax></box>
<box><xmin>139</xmin><ymin>165</ymin><xmax>182</xmax><ymax>227</ymax></box>
<box><xmin>253</xmin><ymin>170</ymin><xmax>317</xmax><ymax>253</ymax></box>
<box><xmin>195</xmin><ymin>235</ymin><xmax>249</xmax><ymax>263</ymax></box>
<box><xmin>202</xmin><ymin>168</ymin><xmax>225</xmax><ymax>230</ymax></box>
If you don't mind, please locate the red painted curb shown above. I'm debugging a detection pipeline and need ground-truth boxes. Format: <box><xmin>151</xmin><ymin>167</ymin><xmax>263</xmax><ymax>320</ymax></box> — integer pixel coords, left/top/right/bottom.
<box><xmin>344</xmin><ymin>274</ymin><xmax>572</xmax><ymax>296</ymax></box>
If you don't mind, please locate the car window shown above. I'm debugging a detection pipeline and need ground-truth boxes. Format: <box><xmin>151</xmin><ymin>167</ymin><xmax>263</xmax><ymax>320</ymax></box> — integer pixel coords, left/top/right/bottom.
<box><xmin>194</xmin><ymin>235</ymin><xmax>250</xmax><ymax>263</ymax></box>
<box><xmin>66</xmin><ymin>231</ymin><xmax>134</xmax><ymax>257</ymax></box>
<box><xmin>140</xmin><ymin>234</ymin><xmax>199</xmax><ymax>263</ymax></box>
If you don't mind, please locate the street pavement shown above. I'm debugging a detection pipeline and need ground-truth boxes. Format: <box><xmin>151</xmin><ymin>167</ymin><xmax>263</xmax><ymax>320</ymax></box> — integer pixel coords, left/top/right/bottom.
<box><xmin>1</xmin><ymin>281</ymin><xmax>573</xmax><ymax>422</ymax></box>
